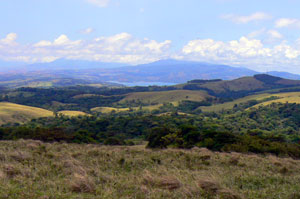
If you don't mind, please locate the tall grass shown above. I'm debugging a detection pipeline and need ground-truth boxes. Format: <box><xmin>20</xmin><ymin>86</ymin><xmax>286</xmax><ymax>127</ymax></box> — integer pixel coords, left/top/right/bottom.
<box><xmin>0</xmin><ymin>140</ymin><xmax>299</xmax><ymax>199</ymax></box>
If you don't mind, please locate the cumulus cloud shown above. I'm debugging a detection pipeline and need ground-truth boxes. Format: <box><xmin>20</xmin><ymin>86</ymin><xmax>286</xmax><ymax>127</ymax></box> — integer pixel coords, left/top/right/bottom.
<box><xmin>85</xmin><ymin>0</ymin><xmax>110</xmax><ymax>7</ymax></box>
<box><xmin>0</xmin><ymin>33</ymin><xmax>17</xmax><ymax>45</ymax></box>
<box><xmin>0</xmin><ymin>32</ymin><xmax>171</xmax><ymax>64</ymax></box>
<box><xmin>267</xmin><ymin>30</ymin><xmax>283</xmax><ymax>39</ymax></box>
<box><xmin>81</xmin><ymin>28</ymin><xmax>94</xmax><ymax>34</ymax></box>
<box><xmin>182</xmin><ymin>36</ymin><xmax>300</xmax><ymax>73</ymax></box>
<box><xmin>3</xmin><ymin>32</ymin><xmax>300</xmax><ymax>73</ymax></box>
<box><xmin>222</xmin><ymin>12</ymin><xmax>272</xmax><ymax>24</ymax></box>
<box><xmin>248</xmin><ymin>29</ymin><xmax>283</xmax><ymax>42</ymax></box>
<box><xmin>275</xmin><ymin>18</ymin><xmax>300</xmax><ymax>28</ymax></box>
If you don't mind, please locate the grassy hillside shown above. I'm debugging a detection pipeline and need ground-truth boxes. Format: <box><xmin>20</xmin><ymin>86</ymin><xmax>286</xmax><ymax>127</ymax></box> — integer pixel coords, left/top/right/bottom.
<box><xmin>0</xmin><ymin>140</ymin><xmax>299</xmax><ymax>199</ymax></box>
<box><xmin>0</xmin><ymin>102</ymin><xmax>53</xmax><ymax>124</ymax></box>
<box><xmin>201</xmin><ymin>91</ymin><xmax>300</xmax><ymax>112</ymax></box>
<box><xmin>253</xmin><ymin>92</ymin><xmax>300</xmax><ymax>107</ymax></box>
<box><xmin>120</xmin><ymin>90</ymin><xmax>211</xmax><ymax>104</ymax></box>
<box><xmin>199</xmin><ymin>76</ymin><xmax>265</xmax><ymax>93</ymax></box>
<box><xmin>58</xmin><ymin>111</ymin><xmax>89</xmax><ymax>117</ymax></box>
<box><xmin>91</xmin><ymin>104</ymin><xmax>163</xmax><ymax>113</ymax></box>
<box><xmin>91</xmin><ymin>107</ymin><xmax>130</xmax><ymax>113</ymax></box>
<box><xmin>200</xmin><ymin>93</ymin><xmax>271</xmax><ymax>112</ymax></box>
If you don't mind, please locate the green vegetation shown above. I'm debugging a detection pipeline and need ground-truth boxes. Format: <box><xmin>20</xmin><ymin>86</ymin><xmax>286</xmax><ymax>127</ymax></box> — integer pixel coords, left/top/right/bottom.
<box><xmin>1</xmin><ymin>74</ymin><xmax>300</xmax><ymax>198</ymax></box>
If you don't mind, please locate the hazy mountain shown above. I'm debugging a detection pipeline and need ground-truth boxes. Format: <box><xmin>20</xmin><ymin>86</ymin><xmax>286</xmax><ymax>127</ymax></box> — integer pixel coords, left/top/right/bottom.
<box><xmin>266</xmin><ymin>71</ymin><xmax>300</xmax><ymax>80</ymax></box>
<box><xmin>1</xmin><ymin>58</ymin><xmax>300</xmax><ymax>85</ymax></box>
<box><xmin>0</xmin><ymin>60</ymin><xmax>27</xmax><ymax>72</ymax></box>
<box><xmin>90</xmin><ymin>59</ymin><xmax>300</xmax><ymax>83</ymax></box>
<box><xmin>24</xmin><ymin>58</ymin><xmax>128</xmax><ymax>71</ymax></box>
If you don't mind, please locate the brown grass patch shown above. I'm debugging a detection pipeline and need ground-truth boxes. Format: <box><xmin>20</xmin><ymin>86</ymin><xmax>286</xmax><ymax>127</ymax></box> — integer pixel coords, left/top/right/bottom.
<box><xmin>9</xmin><ymin>151</ymin><xmax>31</xmax><ymax>162</ymax></box>
<box><xmin>70</xmin><ymin>173</ymin><xmax>96</xmax><ymax>193</ymax></box>
<box><xmin>63</xmin><ymin>158</ymin><xmax>87</xmax><ymax>176</ymax></box>
<box><xmin>2</xmin><ymin>164</ymin><xmax>21</xmax><ymax>178</ymax></box>
<box><xmin>198</xmin><ymin>178</ymin><xmax>221</xmax><ymax>194</ymax></box>
<box><xmin>229</xmin><ymin>155</ymin><xmax>240</xmax><ymax>165</ymax></box>
<box><xmin>0</xmin><ymin>170</ymin><xmax>5</xmax><ymax>179</ymax></box>
<box><xmin>142</xmin><ymin>171</ymin><xmax>181</xmax><ymax>190</ymax></box>
<box><xmin>219</xmin><ymin>189</ymin><xmax>243</xmax><ymax>199</ymax></box>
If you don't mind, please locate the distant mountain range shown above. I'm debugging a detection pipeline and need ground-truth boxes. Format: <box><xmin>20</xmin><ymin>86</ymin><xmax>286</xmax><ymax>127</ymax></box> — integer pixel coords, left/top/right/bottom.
<box><xmin>0</xmin><ymin>58</ymin><xmax>300</xmax><ymax>86</ymax></box>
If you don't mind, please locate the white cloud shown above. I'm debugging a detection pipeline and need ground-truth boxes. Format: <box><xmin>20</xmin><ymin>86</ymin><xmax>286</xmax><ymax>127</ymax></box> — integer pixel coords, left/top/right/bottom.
<box><xmin>81</xmin><ymin>28</ymin><xmax>94</xmax><ymax>34</ymax></box>
<box><xmin>85</xmin><ymin>0</ymin><xmax>110</xmax><ymax>7</ymax></box>
<box><xmin>222</xmin><ymin>12</ymin><xmax>272</xmax><ymax>24</ymax></box>
<box><xmin>247</xmin><ymin>29</ymin><xmax>283</xmax><ymax>43</ymax></box>
<box><xmin>182</xmin><ymin>36</ymin><xmax>300</xmax><ymax>73</ymax></box>
<box><xmin>0</xmin><ymin>33</ymin><xmax>17</xmax><ymax>45</ymax></box>
<box><xmin>0</xmin><ymin>33</ymin><xmax>171</xmax><ymax>64</ymax></box>
<box><xmin>267</xmin><ymin>30</ymin><xmax>283</xmax><ymax>39</ymax></box>
<box><xmin>275</xmin><ymin>18</ymin><xmax>300</xmax><ymax>28</ymax></box>
<box><xmin>3</xmin><ymin>32</ymin><xmax>300</xmax><ymax>73</ymax></box>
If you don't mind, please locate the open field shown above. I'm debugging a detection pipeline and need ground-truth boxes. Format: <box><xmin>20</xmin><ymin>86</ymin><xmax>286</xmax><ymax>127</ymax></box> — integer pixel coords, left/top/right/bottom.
<box><xmin>120</xmin><ymin>90</ymin><xmax>211</xmax><ymax>104</ymax></box>
<box><xmin>253</xmin><ymin>92</ymin><xmax>300</xmax><ymax>107</ymax></box>
<box><xmin>0</xmin><ymin>140</ymin><xmax>299</xmax><ymax>199</ymax></box>
<box><xmin>91</xmin><ymin>107</ymin><xmax>131</xmax><ymax>113</ymax></box>
<box><xmin>200</xmin><ymin>93</ymin><xmax>271</xmax><ymax>112</ymax></box>
<box><xmin>0</xmin><ymin>102</ymin><xmax>53</xmax><ymax>124</ymax></box>
<box><xmin>91</xmin><ymin>104</ymin><xmax>163</xmax><ymax>113</ymax></box>
<box><xmin>200</xmin><ymin>92</ymin><xmax>300</xmax><ymax>112</ymax></box>
<box><xmin>58</xmin><ymin>111</ymin><xmax>89</xmax><ymax>117</ymax></box>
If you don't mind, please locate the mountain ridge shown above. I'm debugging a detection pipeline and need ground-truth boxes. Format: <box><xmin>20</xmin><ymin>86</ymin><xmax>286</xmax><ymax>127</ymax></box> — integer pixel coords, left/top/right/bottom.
<box><xmin>0</xmin><ymin>59</ymin><xmax>300</xmax><ymax>85</ymax></box>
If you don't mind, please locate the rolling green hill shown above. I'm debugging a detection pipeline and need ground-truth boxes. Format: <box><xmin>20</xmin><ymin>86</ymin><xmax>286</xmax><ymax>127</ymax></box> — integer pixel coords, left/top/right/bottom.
<box><xmin>180</xmin><ymin>74</ymin><xmax>300</xmax><ymax>98</ymax></box>
<box><xmin>0</xmin><ymin>102</ymin><xmax>53</xmax><ymax>124</ymax></box>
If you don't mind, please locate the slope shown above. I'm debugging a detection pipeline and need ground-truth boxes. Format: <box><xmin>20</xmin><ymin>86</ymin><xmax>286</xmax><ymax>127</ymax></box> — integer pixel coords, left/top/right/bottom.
<box><xmin>120</xmin><ymin>90</ymin><xmax>211</xmax><ymax>104</ymax></box>
<box><xmin>0</xmin><ymin>102</ymin><xmax>53</xmax><ymax>124</ymax></box>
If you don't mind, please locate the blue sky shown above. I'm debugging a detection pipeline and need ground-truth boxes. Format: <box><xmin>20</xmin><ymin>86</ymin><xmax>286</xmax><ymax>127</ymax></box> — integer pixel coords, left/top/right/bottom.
<box><xmin>1</xmin><ymin>0</ymin><xmax>300</xmax><ymax>73</ymax></box>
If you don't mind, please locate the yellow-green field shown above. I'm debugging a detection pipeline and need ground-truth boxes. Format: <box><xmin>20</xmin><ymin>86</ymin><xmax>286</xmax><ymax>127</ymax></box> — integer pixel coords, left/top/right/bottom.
<box><xmin>58</xmin><ymin>111</ymin><xmax>89</xmax><ymax>117</ymax></box>
<box><xmin>200</xmin><ymin>93</ymin><xmax>272</xmax><ymax>112</ymax></box>
<box><xmin>0</xmin><ymin>140</ymin><xmax>299</xmax><ymax>199</ymax></box>
<box><xmin>0</xmin><ymin>102</ymin><xmax>53</xmax><ymax>124</ymax></box>
<box><xmin>253</xmin><ymin>92</ymin><xmax>300</xmax><ymax>107</ymax></box>
<box><xmin>201</xmin><ymin>91</ymin><xmax>300</xmax><ymax>112</ymax></box>
<box><xmin>120</xmin><ymin>90</ymin><xmax>210</xmax><ymax>104</ymax></box>
<box><xmin>91</xmin><ymin>104</ymin><xmax>163</xmax><ymax>114</ymax></box>
<box><xmin>91</xmin><ymin>107</ymin><xmax>131</xmax><ymax>113</ymax></box>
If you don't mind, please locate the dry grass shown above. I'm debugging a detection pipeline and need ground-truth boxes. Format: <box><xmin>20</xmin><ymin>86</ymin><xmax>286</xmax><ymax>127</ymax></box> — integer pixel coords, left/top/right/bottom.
<box><xmin>91</xmin><ymin>104</ymin><xmax>163</xmax><ymax>113</ymax></box>
<box><xmin>253</xmin><ymin>92</ymin><xmax>300</xmax><ymax>107</ymax></box>
<box><xmin>120</xmin><ymin>90</ymin><xmax>211</xmax><ymax>104</ymax></box>
<box><xmin>0</xmin><ymin>140</ymin><xmax>299</xmax><ymax>198</ymax></box>
<box><xmin>0</xmin><ymin>102</ymin><xmax>53</xmax><ymax>125</ymax></box>
<box><xmin>200</xmin><ymin>93</ymin><xmax>271</xmax><ymax>112</ymax></box>
<box><xmin>58</xmin><ymin>110</ymin><xmax>89</xmax><ymax>117</ymax></box>
<box><xmin>91</xmin><ymin>106</ymin><xmax>130</xmax><ymax>113</ymax></box>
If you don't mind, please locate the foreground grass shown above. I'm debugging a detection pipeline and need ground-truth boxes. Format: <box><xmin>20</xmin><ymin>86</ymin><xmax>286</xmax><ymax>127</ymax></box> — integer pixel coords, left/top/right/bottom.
<box><xmin>0</xmin><ymin>140</ymin><xmax>299</xmax><ymax>199</ymax></box>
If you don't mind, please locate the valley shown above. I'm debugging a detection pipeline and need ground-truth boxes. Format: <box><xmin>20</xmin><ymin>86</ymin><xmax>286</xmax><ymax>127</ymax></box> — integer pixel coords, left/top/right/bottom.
<box><xmin>0</xmin><ymin>74</ymin><xmax>300</xmax><ymax>199</ymax></box>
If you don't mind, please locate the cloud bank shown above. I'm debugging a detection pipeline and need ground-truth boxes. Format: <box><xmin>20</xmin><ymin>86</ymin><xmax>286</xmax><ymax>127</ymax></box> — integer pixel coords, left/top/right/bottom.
<box><xmin>222</xmin><ymin>12</ymin><xmax>272</xmax><ymax>24</ymax></box>
<box><xmin>1</xmin><ymin>32</ymin><xmax>300</xmax><ymax>73</ymax></box>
